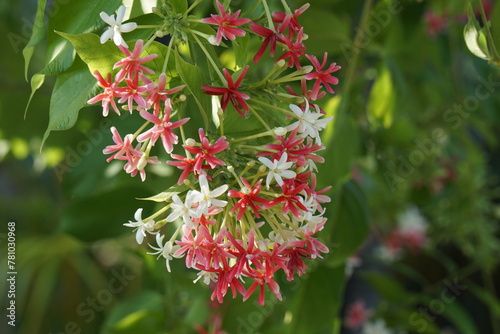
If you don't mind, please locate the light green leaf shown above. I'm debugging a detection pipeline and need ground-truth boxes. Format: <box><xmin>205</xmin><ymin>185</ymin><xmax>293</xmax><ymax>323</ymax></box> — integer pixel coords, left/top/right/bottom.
<box><xmin>368</xmin><ymin>66</ymin><xmax>395</xmax><ymax>128</ymax></box>
<box><xmin>56</xmin><ymin>32</ymin><xmax>124</xmax><ymax>76</ymax></box>
<box><xmin>42</xmin><ymin>58</ymin><xmax>97</xmax><ymax>146</ymax></box>
<box><xmin>25</xmin><ymin>73</ymin><xmax>45</xmax><ymax>119</ymax></box>
<box><xmin>170</xmin><ymin>0</ymin><xmax>188</xmax><ymax>14</ymax></box>
<box><xmin>464</xmin><ymin>3</ymin><xmax>491</xmax><ymax>60</ymax></box>
<box><xmin>327</xmin><ymin>180</ymin><xmax>369</xmax><ymax>266</ymax></box>
<box><xmin>22</xmin><ymin>0</ymin><xmax>48</xmax><ymax>80</ymax></box>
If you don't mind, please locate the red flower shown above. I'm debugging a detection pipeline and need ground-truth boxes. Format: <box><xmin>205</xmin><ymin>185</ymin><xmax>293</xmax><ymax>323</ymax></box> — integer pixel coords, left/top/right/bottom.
<box><xmin>184</xmin><ymin>129</ymin><xmax>229</xmax><ymax>173</ymax></box>
<box><xmin>276</xmin><ymin>28</ymin><xmax>306</xmax><ymax>69</ymax></box>
<box><xmin>142</xmin><ymin>73</ymin><xmax>185</xmax><ymax>115</ymax></box>
<box><xmin>202</xmin><ymin>66</ymin><xmax>250</xmax><ymax>117</ymax></box>
<box><xmin>250</xmin><ymin>22</ymin><xmax>281</xmax><ymax>63</ymax></box>
<box><xmin>264</xmin><ymin>183</ymin><xmax>308</xmax><ymax>218</ymax></box>
<box><xmin>304</xmin><ymin>52</ymin><xmax>341</xmax><ymax>100</ymax></box>
<box><xmin>272</xmin><ymin>3</ymin><xmax>310</xmax><ymax>35</ymax></box>
<box><xmin>115</xmin><ymin>75</ymin><xmax>148</xmax><ymax>112</ymax></box>
<box><xmin>202</xmin><ymin>0</ymin><xmax>250</xmax><ymax>46</ymax></box>
<box><xmin>228</xmin><ymin>178</ymin><xmax>267</xmax><ymax>220</ymax></box>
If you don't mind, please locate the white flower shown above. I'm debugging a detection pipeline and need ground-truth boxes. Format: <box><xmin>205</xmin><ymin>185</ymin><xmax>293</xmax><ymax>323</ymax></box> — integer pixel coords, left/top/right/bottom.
<box><xmin>147</xmin><ymin>233</ymin><xmax>179</xmax><ymax>272</ymax></box>
<box><xmin>258</xmin><ymin>152</ymin><xmax>296</xmax><ymax>189</ymax></box>
<box><xmin>193</xmin><ymin>270</ymin><xmax>219</xmax><ymax>285</ymax></box>
<box><xmin>166</xmin><ymin>193</ymin><xmax>201</xmax><ymax>227</ymax></box>
<box><xmin>123</xmin><ymin>208</ymin><xmax>156</xmax><ymax>244</ymax></box>
<box><xmin>286</xmin><ymin>100</ymin><xmax>333</xmax><ymax>145</ymax></box>
<box><xmin>362</xmin><ymin>319</ymin><xmax>394</xmax><ymax>334</ymax></box>
<box><xmin>397</xmin><ymin>205</ymin><xmax>427</xmax><ymax>235</ymax></box>
<box><xmin>100</xmin><ymin>5</ymin><xmax>137</xmax><ymax>47</ymax></box>
<box><xmin>189</xmin><ymin>174</ymin><xmax>228</xmax><ymax>216</ymax></box>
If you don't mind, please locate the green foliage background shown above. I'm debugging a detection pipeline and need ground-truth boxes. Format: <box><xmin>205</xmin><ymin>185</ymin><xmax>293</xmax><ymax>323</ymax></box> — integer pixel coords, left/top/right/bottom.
<box><xmin>1</xmin><ymin>0</ymin><xmax>500</xmax><ymax>333</ymax></box>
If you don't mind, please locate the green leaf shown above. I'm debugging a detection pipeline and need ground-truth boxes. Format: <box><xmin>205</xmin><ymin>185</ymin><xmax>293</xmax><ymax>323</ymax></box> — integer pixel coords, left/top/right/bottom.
<box><xmin>362</xmin><ymin>272</ymin><xmax>409</xmax><ymax>303</ymax></box>
<box><xmin>319</xmin><ymin>98</ymin><xmax>360</xmax><ymax>188</ymax></box>
<box><xmin>170</xmin><ymin>0</ymin><xmax>188</xmax><ymax>14</ymax></box>
<box><xmin>368</xmin><ymin>66</ymin><xmax>395</xmax><ymax>128</ymax></box>
<box><xmin>233</xmin><ymin>34</ymin><xmax>251</xmax><ymax>68</ymax></box>
<box><xmin>42</xmin><ymin>58</ymin><xmax>96</xmax><ymax>145</ymax></box>
<box><xmin>22</xmin><ymin>0</ymin><xmax>48</xmax><ymax>80</ymax></box>
<box><xmin>441</xmin><ymin>301</ymin><xmax>479</xmax><ymax>334</ymax></box>
<box><xmin>327</xmin><ymin>180</ymin><xmax>369</xmax><ymax>266</ymax></box>
<box><xmin>468</xmin><ymin>281</ymin><xmax>500</xmax><ymax>317</ymax></box>
<box><xmin>102</xmin><ymin>290</ymin><xmax>165</xmax><ymax>334</ymax></box>
<box><xmin>288</xmin><ymin>264</ymin><xmax>346</xmax><ymax>334</ymax></box>
<box><xmin>59</xmin><ymin>186</ymin><xmax>155</xmax><ymax>242</ymax></box>
<box><xmin>25</xmin><ymin>73</ymin><xmax>45</xmax><ymax>119</ymax></box>
<box><xmin>175</xmin><ymin>50</ymin><xmax>210</xmax><ymax>129</ymax></box>
<box><xmin>57</xmin><ymin>32</ymin><xmax>125</xmax><ymax>76</ymax></box>
<box><xmin>464</xmin><ymin>3</ymin><xmax>491</xmax><ymax>60</ymax></box>
<box><xmin>41</xmin><ymin>0</ymin><xmax>122</xmax><ymax>76</ymax></box>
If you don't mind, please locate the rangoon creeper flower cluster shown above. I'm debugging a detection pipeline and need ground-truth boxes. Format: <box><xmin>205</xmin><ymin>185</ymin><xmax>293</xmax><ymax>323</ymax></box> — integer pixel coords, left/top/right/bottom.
<box><xmin>88</xmin><ymin>0</ymin><xmax>340</xmax><ymax>305</ymax></box>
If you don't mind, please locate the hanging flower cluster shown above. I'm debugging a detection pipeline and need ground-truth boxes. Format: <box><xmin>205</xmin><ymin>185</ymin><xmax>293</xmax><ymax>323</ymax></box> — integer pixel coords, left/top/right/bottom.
<box><xmin>88</xmin><ymin>0</ymin><xmax>340</xmax><ymax>305</ymax></box>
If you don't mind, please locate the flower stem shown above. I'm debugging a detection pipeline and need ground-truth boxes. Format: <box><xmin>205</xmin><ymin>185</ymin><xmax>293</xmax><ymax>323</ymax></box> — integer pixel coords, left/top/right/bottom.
<box><xmin>343</xmin><ymin>0</ymin><xmax>373</xmax><ymax>95</ymax></box>
<box><xmin>145</xmin><ymin>203</ymin><xmax>171</xmax><ymax>222</ymax></box>
<box><xmin>250</xmin><ymin>98</ymin><xmax>296</xmax><ymax>117</ymax></box>
<box><xmin>162</xmin><ymin>35</ymin><xmax>175</xmax><ymax>74</ymax></box>
<box><xmin>184</xmin><ymin>0</ymin><xmax>203</xmax><ymax>17</ymax></box>
<box><xmin>190</xmin><ymin>31</ymin><xmax>225</xmax><ymax>82</ymax></box>
<box><xmin>248</xmin><ymin>105</ymin><xmax>271</xmax><ymax>131</ymax></box>
<box><xmin>262</xmin><ymin>0</ymin><xmax>275</xmax><ymax>31</ymax></box>
<box><xmin>478</xmin><ymin>0</ymin><xmax>500</xmax><ymax>63</ymax></box>
<box><xmin>280</xmin><ymin>0</ymin><xmax>292</xmax><ymax>14</ymax></box>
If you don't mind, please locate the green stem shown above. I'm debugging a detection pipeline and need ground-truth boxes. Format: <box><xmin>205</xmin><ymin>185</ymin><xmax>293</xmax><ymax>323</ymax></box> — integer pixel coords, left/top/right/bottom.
<box><xmin>478</xmin><ymin>0</ymin><xmax>500</xmax><ymax>62</ymax></box>
<box><xmin>184</xmin><ymin>0</ymin><xmax>203</xmax><ymax>17</ymax></box>
<box><xmin>132</xmin><ymin>121</ymin><xmax>151</xmax><ymax>141</ymax></box>
<box><xmin>162</xmin><ymin>35</ymin><xmax>175</xmax><ymax>74</ymax></box>
<box><xmin>190</xmin><ymin>31</ymin><xmax>225</xmax><ymax>82</ymax></box>
<box><xmin>343</xmin><ymin>0</ymin><xmax>374</xmax><ymax>95</ymax></box>
<box><xmin>145</xmin><ymin>203</ymin><xmax>171</xmax><ymax>222</ymax></box>
<box><xmin>262</xmin><ymin>0</ymin><xmax>275</xmax><ymax>31</ymax></box>
<box><xmin>280</xmin><ymin>0</ymin><xmax>292</xmax><ymax>14</ymax></box>
<box><xmin>248</xmin><ymin>105</ymin><xmax>271</xmax><ymax>131</ymax></box>
<box><xmin>250</xmin><ymin>98</ymin><xmax>297</xmax><ymax>117</ymax></box>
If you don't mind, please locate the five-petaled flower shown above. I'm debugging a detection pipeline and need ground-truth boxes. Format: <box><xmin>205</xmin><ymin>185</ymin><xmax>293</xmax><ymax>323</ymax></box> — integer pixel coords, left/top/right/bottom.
<box><xmin>87</xmin><ymin>71</ymin><xmax>121</xmax><ymax>116</ymax></box>
<box><xmin>228</xmin><ymin>178</ymin><xmax>268</xmax><ymax>220</ymax></box>
<box><xmin>258</xmin><ymin>152</ymin><xmax>297</xmax><ymax>189</ymax></box>
<box><xmin>114</xmin><ymin>39</ymin><xmax>157</xmax><ymax>82</ymax></box>
<box><xmin>304</xmin><ymin>52</ymin><xmax>341</xmax><ymax>100</ymax></box>
<box><xmin>184</xmin><ymin>129</ymin><xmax>229</xmax><ymax>173</ymax></box>
<box><xmin>202</xmin><ymin>66</ymin><xmax>250</xmax><ymax>117</ymax></box>
<box><xmin>202</xmin><ymin>0</ymin><xmax>251</xmax><ymax>46</ymax></box>
<box><xmin>286</xmin><ymin>100</ymin><xmax>333</xmax><ymax>145</ymax></box>
<box><xmin>123</xmin><ymin>208</ymin><xmax>157</xmax><ymax>244</ymax></box>
<box><xmin>148</xmin><ymin>233</ymin><xmax>180</xmax><ymax>272</ymax></box>
<box><xmin>99</xmin><ymin>5</ymin><xmax>137</xmax><ymax>48</ymax></box>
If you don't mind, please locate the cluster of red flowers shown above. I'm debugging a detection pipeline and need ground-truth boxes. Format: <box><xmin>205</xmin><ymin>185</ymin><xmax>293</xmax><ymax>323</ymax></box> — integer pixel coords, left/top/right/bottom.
<box><xmin>89</xmin><ymin>0</ymin><xmax>340</xmax><ymax>305</ymax></box>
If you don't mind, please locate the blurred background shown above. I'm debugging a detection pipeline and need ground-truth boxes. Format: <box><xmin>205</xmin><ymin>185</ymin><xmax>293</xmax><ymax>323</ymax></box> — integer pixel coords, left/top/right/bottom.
<box><xmin>1</xmin><ymin>0</ymin><xmax>500</xmax><ymax>333</ymax></box>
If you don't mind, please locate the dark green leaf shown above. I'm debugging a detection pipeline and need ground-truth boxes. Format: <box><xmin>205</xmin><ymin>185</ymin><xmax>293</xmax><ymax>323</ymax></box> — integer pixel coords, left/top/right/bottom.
<box><xmin>327</xmin><ymin>180</ymin><xmax>369</xmax><ymax>266</ymax></box>
<box><xmin>362</xmin><ymin>271</ymin><xmax>409</xmax><ymax>303</ymax></box>
<box><xmin>22</xmin><ymin>0</ymin><xmax>48</xmax><ymax>80</ymax></box>
<box><xmin>288</xmin><ymin>264</ymin><xmax>346</xmax><ymax>334</ymax></box>
<box><xmin>59</xmin><ymin>185</ymin><xmax>155</xmax><ymax>242</ymax></box>
<box><xmin>441</xmin><ymin>301</ymin><xmax>479</xmax><ymax>334</ymax></box>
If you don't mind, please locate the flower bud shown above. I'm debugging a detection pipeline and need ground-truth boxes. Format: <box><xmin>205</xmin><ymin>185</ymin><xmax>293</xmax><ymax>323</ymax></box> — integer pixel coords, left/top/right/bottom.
<box><xmin>300</xmin><ymin>65</ymin><xmax>313</xmax><ymax>74</ymax></box>
<box><xmin>185</xmin><ymin>138</ymin><xmax>196</xmax><ymax>146</ymax></box>
<box><xmin>274</xmin><ymin>127</ymin><xmax>287</xmax><ymax>136</ymax></box>
<box><xmin>227</xmin><ymin>166</ymin><xmax>235</xmax><ymax>173</ymax></box>
<box><xmin>179</xmin><ymin>94</ymin><xmax>187</xmax><ymax>102</ymax></box>
<box><xmin>276</xmin><ymin>59</ymin><xmax>286</xmax><ymax>68</ymax></box>
<box><xmin>208</xmin><ymin>35</ymin><xmax>218</xmax><ymax>45</ymax></box>
<box><xmin>156</xmin><ymin>30</ymin><xmax>165</xmax><ymax>38</ymax></box>
<box><xmin>137</xmin><ymin>153</ymin><xmax>149</xmax><ymax>171</ymax></box>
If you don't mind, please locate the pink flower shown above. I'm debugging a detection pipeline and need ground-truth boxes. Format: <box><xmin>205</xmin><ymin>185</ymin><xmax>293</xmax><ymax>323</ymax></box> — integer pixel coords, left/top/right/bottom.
<box><xmin>344</xmin><ymin>300</ymin><xmax>371</xmax><ymax>330</ymax></box>
<box><xmin>250</xmin><ymin>22</ymin><xmax>281</xmax><ymax>63</ymax></box>
<box><xmin>142</xmin><ymin>73</ymin><xmax>185</xmax><ymax>115</ymax></box>
<box><xmin>184</xmin><ymin>129</ymin><xmax>229</xmax><ymax>173</ymax></box>
<box><xmin>114</xmin><ymin>39</ymin><xmax>157</xmax><ymax>82</ymax></box>
<box><xmin>228</xmin><ymin>178</ymin><xmax>267</xmax><ymax>220</ymax></box>
<box><xmin>304</xmin><ymin>52</ymin><xmax>341</xmax><ymax>100</ymax></box>
<box><xmin>202</xmin><ymin>0</ymin><xmax>251</xmax><ymax>46</ymax></box>
<box><xmin>115</xmin><ymin>76</ymin><xmax>148</xmax><ymax>112</ymax></box>
<box><xmin>87</xmin><ymin>71</ymin><xmax>121</xmax><ymax>117</ymax></box>
<box><xmin>137</xmin><ymin>108</ymin><xmax>190</xmax><ymax>153</ymax></box>
<box><xmin>202</xmin><ymin>66</ymin><xmax>250</xmax><ymax>117</ymax></box>
<box><xmin>103</xmin><ymin>127</ymin><xmax>141</xmax><ymax>162</ymax></box>
<box><xmin>123</xmin><ymin>152</ymin><xmax>160</xmax><ymax>182</ymax></box>
<box><xmin>167</xmin><ymin>154</ymin><xmax>197</xmax><ymax>184</ymax></box>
